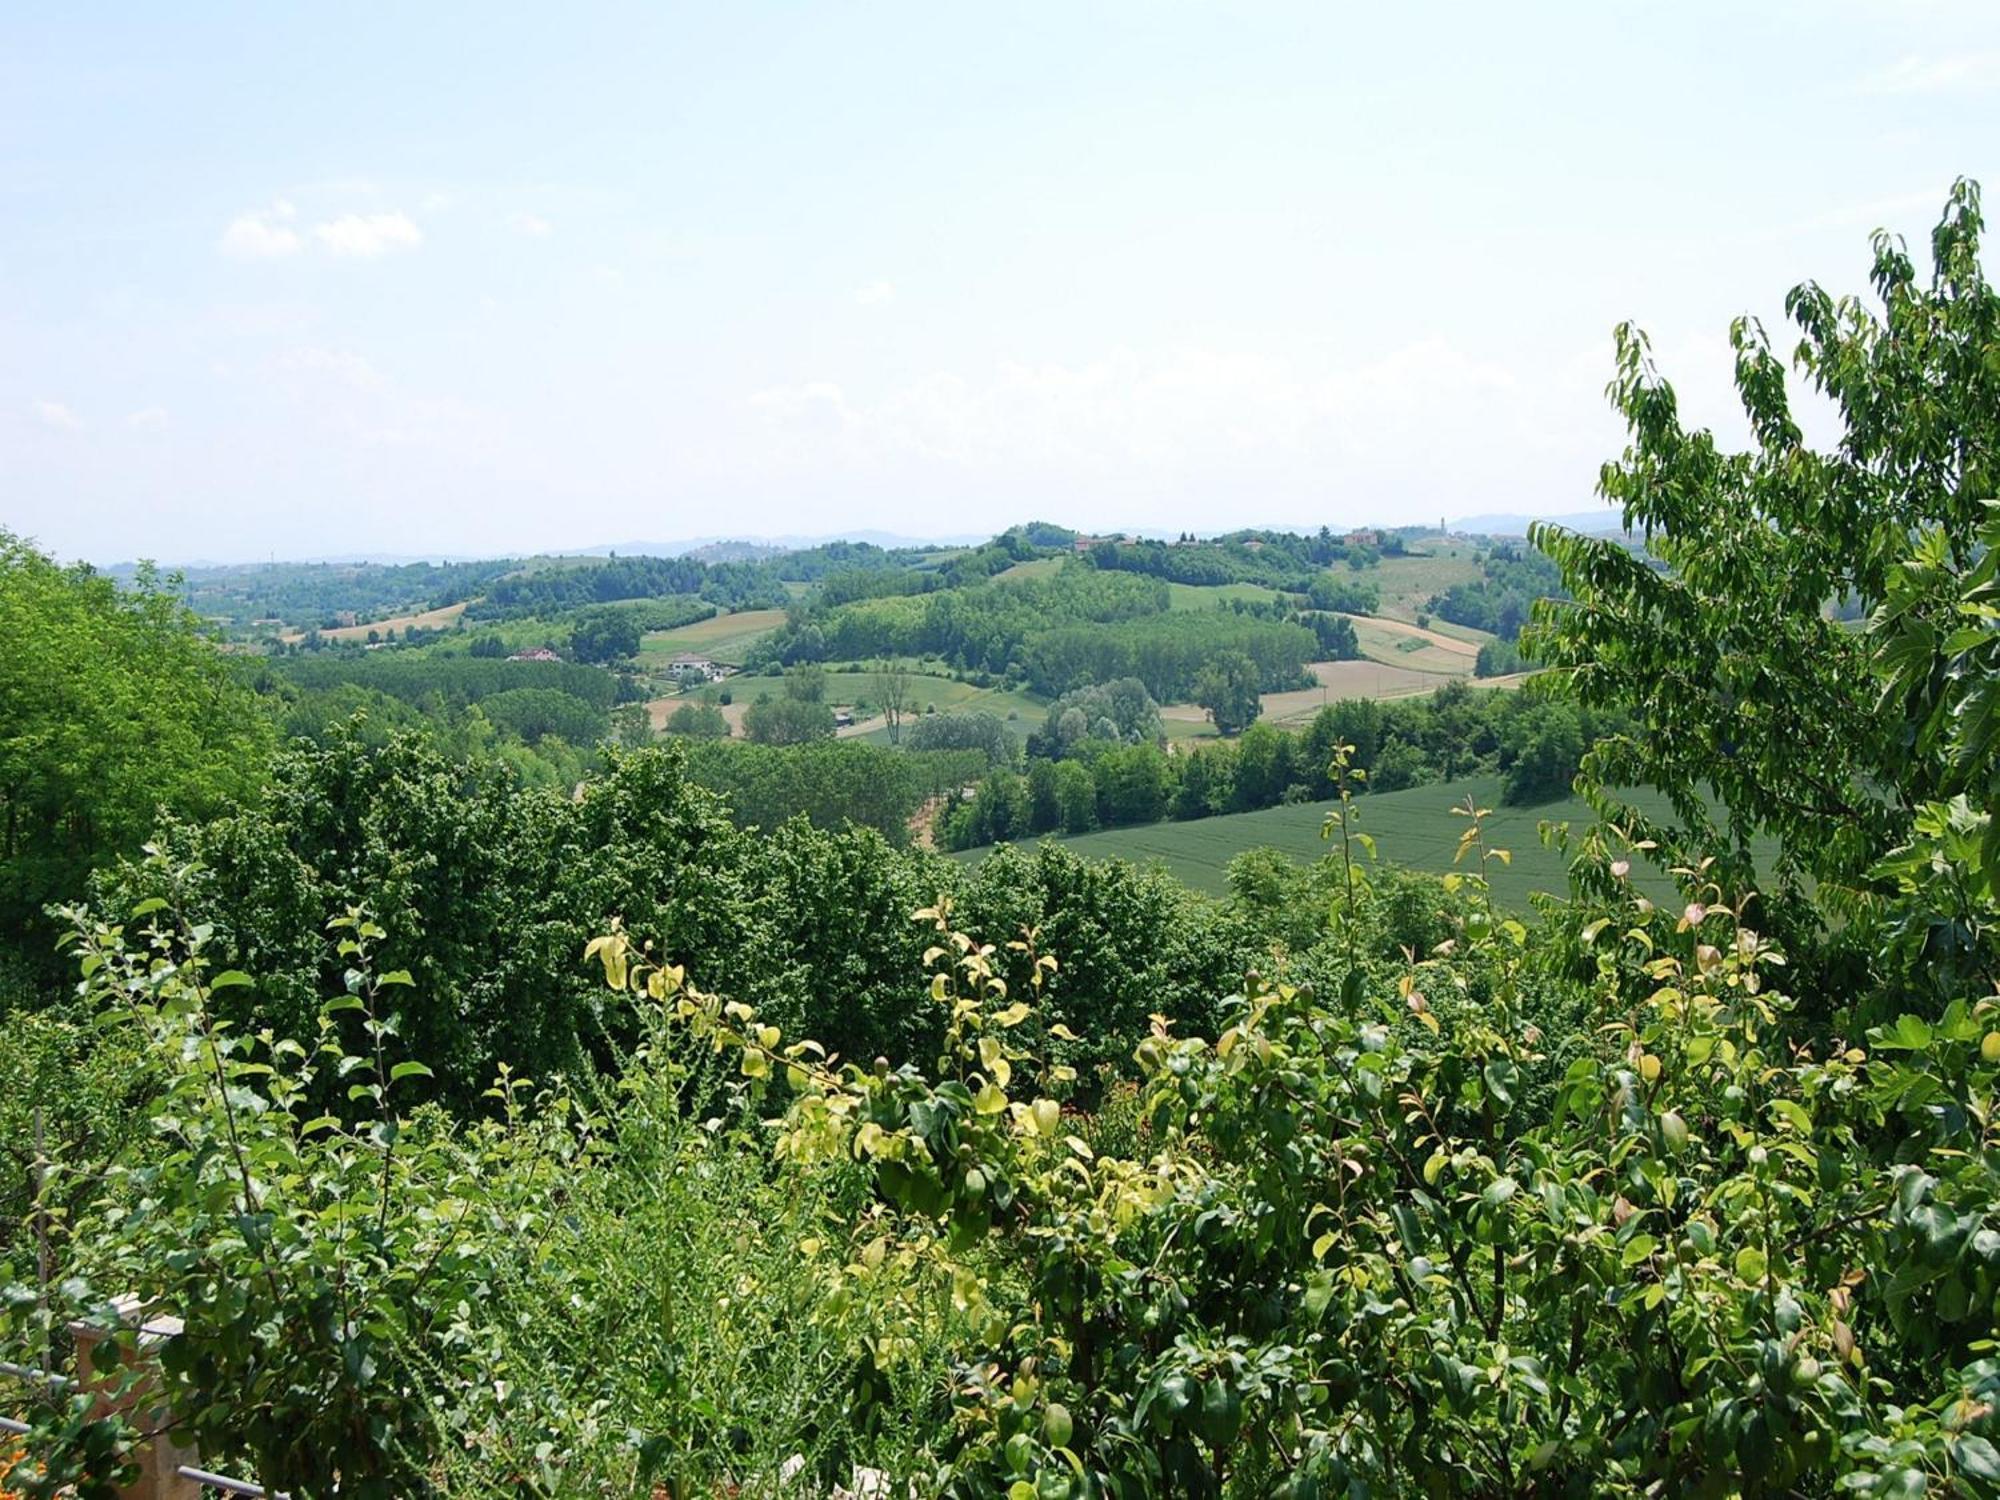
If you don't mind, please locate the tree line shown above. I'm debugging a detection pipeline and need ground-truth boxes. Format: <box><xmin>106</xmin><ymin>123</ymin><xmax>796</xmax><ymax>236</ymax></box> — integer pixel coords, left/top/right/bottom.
<box><xmin>941</xmin><ymin>681</ymin><xmax>1613</xmax><ymax>848</ymax></box>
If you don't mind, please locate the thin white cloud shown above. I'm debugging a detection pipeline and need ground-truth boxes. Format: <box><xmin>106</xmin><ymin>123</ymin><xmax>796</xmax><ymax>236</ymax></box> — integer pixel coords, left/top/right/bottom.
<box><xmin>218</xmin><ymin>200</ymin><xmax>303</xmax><ymax>258</ymax></box>
<box><xmin>278</xmin><ymin>347</ymin><xmax>387</xmax><ymax>391</ymax></box>
<box><xmin>853</xmin><ymin>279</ymin><xmax>896</xmax><ymax>306</ymax></box>
<box><xmin>312</xmin><ymin>211</ymin><xmax>423</xmax><ymax>258</ymax></box>
<box><xmin>510</xmin><ymin>211</ymin><xmax>552</xmax><ymax>237</ymax></box>
<box><xmin>126</xmin><ymin>406</ymin><xmax>170</xmax><ymax>432</ymax></box>
<box><xmin>29</xmin><ymin>399</ymin><xmax>83</xmax><ymax>432</ymax></box>
<box><xmin>748</xmin><ymin>343</ymin><xmax>1532</xmax><ymax>476</ymax></box>
<box><xmin>1864</xmin><ymin>51</ymin><xmax>2000</xmax><ymax>93</ymax></box>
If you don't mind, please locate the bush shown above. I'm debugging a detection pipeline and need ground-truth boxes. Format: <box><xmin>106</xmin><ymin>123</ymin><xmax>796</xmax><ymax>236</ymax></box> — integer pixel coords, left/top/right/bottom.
<box><xmin>664</xmin><ymin>701</ymin><xmax>731</xmax><ymax>740</ymax></box>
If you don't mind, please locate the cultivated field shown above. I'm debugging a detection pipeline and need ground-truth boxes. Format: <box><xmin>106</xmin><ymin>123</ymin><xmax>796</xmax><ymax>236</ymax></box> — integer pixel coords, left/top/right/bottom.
<box><xmin>1163</xmin><ymin>654</ymin><xmax>1522</xmax><ymax>739</ymax></box>
<box><xmin>282</xmin><ymin>599</ymin><xmax>471</xmax><ymax>644</ymax></box>
<box><xmin>1367</xmin><ymin>546</ymin><xmax>1485</xmax><ymax>622</ymax></box>
<box><xmin>950</xmin><ymin>773</ymin><xmax>1671</xmax><ymax>908</ymax></box>
<box><xmin>638</xmin><ymin>608</ymin><xmax>789</xmax><ymax>666</ymax></box>
<box><xmin>1346</xmin><ymin>615</ymin><xmax>1483</xmax><ymax>674</ymax></box>
<box><xmin>646</xmin><ymin>695</ymin><xmax>751</xmax><ymax>734</ymax></box>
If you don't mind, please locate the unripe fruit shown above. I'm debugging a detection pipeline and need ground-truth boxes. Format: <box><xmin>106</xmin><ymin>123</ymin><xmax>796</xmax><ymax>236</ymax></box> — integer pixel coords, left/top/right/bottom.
<box><xmin>1043</xmin><ymin>1402</ymin><xmax>1074</xmax><ymax>1448</ymax></box>
<box><xmin>1660</xmin><ymin>1110</ymin><xmax>1689</xmax><ymax>1153</ymax></box>
<box><xmin>1981</xmin><ymin>1031</ymin><xmax>2000</xmax><ymax>1063</ymax></box>
<box><xmin>963</xmin><ymin>1168</ymin><xmax>987</xmax><ymax>1200</ymax></box>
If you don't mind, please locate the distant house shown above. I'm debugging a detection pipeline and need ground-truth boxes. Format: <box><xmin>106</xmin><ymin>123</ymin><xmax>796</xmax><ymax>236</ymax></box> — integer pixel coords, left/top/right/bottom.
<box><xmin>508</xmin><ymin>646</ymin><xmax>561</xmax><ymax>662</ymax></box>
<box><xmin>833</xmin><ymin>708</ymin><xmax>854</xmax><ymax>728</ymax></box>
<box><xmin>668</xmin><ymin>652</ymin><xmax>729</xmax><ymax>682</ymax></box>
<box><xmin>1345</xmin><ymin>528</ymin><xmax>1382</xmax><ymax>548</ymax></box>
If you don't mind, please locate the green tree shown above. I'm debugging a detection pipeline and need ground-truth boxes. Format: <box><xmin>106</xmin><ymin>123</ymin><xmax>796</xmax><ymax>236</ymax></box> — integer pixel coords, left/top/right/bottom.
<box><xmin>743</xmin><ymin>694</ymin><xmax>835</xmax><ymax>745</ymax></box>
<box><xmin>1230</xmin><ymin>721</ymin><xmax>1296</xmax><ymax>809</ymax></box>
<box><xmin>0</xmin><ymin>534</ymin><xmax>272</xmax><ymax>957</ymax></box>
<box><xmin>1500</xmin><ymin>704</ymin><xmax>1584</xmax><ymax>805</ymax></box>
<box><xmin>1192</xmin><ymin>649</ymin><xmax>1262</xmax><ymax>734</ymax></box>
<box><xmin>1092</xmin><ymin>743</ymin><xmax>1170</xmax><ymax>825</ymax></box>
<box><xmin>1528</xmin><ymin>179</ymin><xmax>1999</xmax><ymax>912</ymax></box>
<box><xmin>480</xmin><ymin>686</ymin><xmax>607</xmax><ymax>745</ymax></box>
<box><xmin>903</xmin><ymin>710</ymin><xmax>1014</xmax><ymax>765</ymax></box>
<box><xmin>1025</xmin><ymin>758</ymin><xmax>1062</xmax><ymax>834</ymax></box>
<box><xmin>569</xmin><ymin>608</ymin><xmax>642</xmax><ymax>664</ymax></box>
<box><xmin>1053</xmin><ymin>758</ymin><xmax>1098</xmax><ymax>833</ymax></box>
<box><xmin>611</xmin><ymin>702</ymin><xmax>654</xmax><ymax>747</ymax></box>
<box><xmin>784</xmin><ymin>662</ymin><xmax>827</xmax><ymax>703</ymax></box>
<box><xmin>878</xmin><ymin>658</ymin><xmax>913</xmax><ymax>745</ymax></box>
<box><xmin>664</xmin><ymin>701</ymin><xmax>731</xmax><ymax>739</ymax></box>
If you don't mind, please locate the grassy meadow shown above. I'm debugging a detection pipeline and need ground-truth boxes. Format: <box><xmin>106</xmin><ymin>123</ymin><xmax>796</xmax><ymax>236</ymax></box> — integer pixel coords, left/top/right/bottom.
<box><xmin>638</xmin><ymin>607</ymin><xmax>790</xmax><ymax>666</ymax></box>
<box><xmin>949</xmin><ymin>773</ymin><xmax>1676</xmax><ymax>906</ymax></box>
<box><xmin>1367</xmin><ymin>545</ymin><xmax>1485</xmax><ymax>622</ymax></box>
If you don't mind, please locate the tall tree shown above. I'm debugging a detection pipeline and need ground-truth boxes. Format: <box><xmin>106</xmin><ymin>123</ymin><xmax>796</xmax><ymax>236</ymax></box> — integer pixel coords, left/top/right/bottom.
<box><xmin>878</xmin><ymin>658</ymin><xmax>912</xmax><ymax>745</ymax></box>
<box><xmin>0</xmin><ymin>533</ymin><xmax>272</xmax><ymax>958</ymax></box>
<box><xmin>1192</xmin><ymin>650</ymin><xmax>1262</xmax><ymax>735</ymax></box>
<box><xmin>1527</xmin><ymin>179</ymin><xmax>2000</xmax><ymax>1007</ymax></box>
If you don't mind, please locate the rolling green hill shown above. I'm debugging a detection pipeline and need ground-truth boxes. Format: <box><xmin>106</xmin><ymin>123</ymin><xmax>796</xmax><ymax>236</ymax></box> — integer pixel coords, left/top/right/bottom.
<box><xmin>950</xmin><ymin>774</ymin><xmax>1686</xmax><ymax>907</ymax></box>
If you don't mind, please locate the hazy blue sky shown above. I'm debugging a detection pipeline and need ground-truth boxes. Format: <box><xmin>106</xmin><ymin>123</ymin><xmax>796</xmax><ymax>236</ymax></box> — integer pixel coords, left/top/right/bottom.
<box><xmin>3</xmin><ymin>2</ymin><xmax>1996</xmax><ymax>563</ymax></box>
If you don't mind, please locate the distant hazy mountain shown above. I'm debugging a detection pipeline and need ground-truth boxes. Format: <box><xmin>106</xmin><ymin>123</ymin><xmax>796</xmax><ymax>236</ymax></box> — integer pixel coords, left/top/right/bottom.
<box><xmin>102</xmin><ymin>530</ymin><xmax>986</xmax><ymax>571</ymax></box>
<box><xmin>576</xmin><ymin>528</ymin><xmax>988</xmax><ymax>558</ymax></box>
<box><xmin>106</xmin><ymin>553</ymin><xmax>487</xmax><ymax>572</ymax></box>
<box><xmin>1452</xmin><ymin>508</ymin><xmax>1628</xmax><ymax>537</ymax></box>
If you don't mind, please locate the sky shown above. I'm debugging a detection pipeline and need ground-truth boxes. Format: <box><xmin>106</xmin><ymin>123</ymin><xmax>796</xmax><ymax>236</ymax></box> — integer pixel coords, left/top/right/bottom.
<box><xmin>2</xmin><ymin>2</ymin><xmax>1997</xmax><ymax>565</ymax></box>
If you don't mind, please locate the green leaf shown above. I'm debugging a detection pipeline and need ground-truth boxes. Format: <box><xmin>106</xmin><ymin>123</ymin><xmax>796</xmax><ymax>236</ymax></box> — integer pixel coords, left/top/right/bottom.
<box><xmin>1482</xmin><ymin>1057</ymin><xmax>1520</xmax><ymax>1110</ymax></box>
<box><xmin>1620</xmin><ymin>1233</ymin><xmax>1658</xmax><ymax>1268</ymax></box>
<box><xmin>1875</xmin><ymin>1014</ymin><xmax>1934</xmax><ymax>1051</ymax></box>
<box><xmin>378</xmin><ymin>969</ymin><xmax>416</xmax><ymax>988</ymax></box>
<box><xmin>210</xmin><ymin>970</ymin><xmax>255</xmax><ymax>990</ymax></box>
<box><xmin>1768</xmin><ymin>1098</ymin><xmax>1813</xmax><ymax>1135</ymax></box>
<box><xmin>1955</xmin><ymin>1435</ymin><xmax>2000</xmax><ymax>1482</ymax></box>
<box><xmin>389</xmin><ymin>1061</ymin><xmax>433</xmax><ymax>1083</ymax></box>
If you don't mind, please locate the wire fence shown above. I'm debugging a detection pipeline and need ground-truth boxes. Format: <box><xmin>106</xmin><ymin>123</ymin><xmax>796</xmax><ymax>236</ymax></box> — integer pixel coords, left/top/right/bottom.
<box><xmin>3</xmin><ymin>1354</ymin><xmax>287</xmax><ymax>1498</ymax></box>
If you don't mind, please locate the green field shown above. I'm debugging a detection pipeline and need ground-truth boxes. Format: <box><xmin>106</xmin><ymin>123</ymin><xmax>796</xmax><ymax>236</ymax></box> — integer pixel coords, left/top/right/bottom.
<box><xmin>1346</xmin><ymin>615</ymin><xmax>1482</xmax><ymax>675</ymax></box>
<box><xmin>1368</xmin><ymin>547</ymin><xmax>1485</xmax><ymax>622</ymax></box>
<box><xmin>1424</xmin><ymin>618</ymin><xmax>1495</xmax><ymax>648</ymax></box>
<box><xmin>991</xmin><ymin>556</ymin><xmax>1066</xmax><ymax>584</ymax></box>
<box><xmin>950</xmin><ymin>774</ymin><xmax>1681</xmax><ymax>907</ymax></box>
<box><xmin>638</xmin><ymin>607</ymin><xmax>789</xmax><ymax>666</ymax></box>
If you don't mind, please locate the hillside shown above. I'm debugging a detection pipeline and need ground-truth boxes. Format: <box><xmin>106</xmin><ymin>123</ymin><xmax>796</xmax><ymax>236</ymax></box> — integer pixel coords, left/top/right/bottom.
<box><xmin>950</xmin><ymin>773</ymin><xmax>1670</xmax><ymax>906</ymax></box>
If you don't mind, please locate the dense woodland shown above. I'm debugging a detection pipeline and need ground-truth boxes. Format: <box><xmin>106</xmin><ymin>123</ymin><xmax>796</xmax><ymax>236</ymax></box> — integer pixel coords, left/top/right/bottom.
<box><xmin>2</xmin><ymin>186</ymin><xmax>1998</xmax><ymax>1498</ymax></box>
